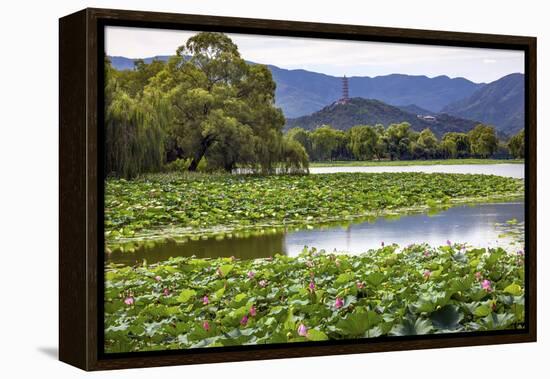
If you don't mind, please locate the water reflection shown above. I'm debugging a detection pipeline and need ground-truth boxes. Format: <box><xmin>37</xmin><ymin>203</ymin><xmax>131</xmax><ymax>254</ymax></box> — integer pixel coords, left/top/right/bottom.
<box><xmin>286</xmin><ymin>202</ymin><xmax>524</xmax><ymax>255</ymax></box>
<box><xmin>107</xmin><ymin>232</ymin><xmax>284</xmax><ymax>266</ymax></box>
<box><xmin>106</xmin><ymin>202</ymin><xmax>524</xmax><ymax>266</ymax></box>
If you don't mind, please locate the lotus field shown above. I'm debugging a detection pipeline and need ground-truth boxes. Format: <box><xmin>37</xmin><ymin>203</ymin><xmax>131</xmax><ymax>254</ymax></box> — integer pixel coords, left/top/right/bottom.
<box><xmin>105</xmin><ymin>172</ymin><xmax>523</xmax><ymax>242</ymax></box>
<box><xmin>104</xmin><ymin>172</ymin><xmax>525</xmax><ymax>352</ymax></box>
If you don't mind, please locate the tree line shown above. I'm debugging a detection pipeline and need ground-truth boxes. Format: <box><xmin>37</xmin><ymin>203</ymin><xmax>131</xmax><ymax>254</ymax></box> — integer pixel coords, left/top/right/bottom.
<box><xmin>105</xmin><ymin>32</ymin><xmax>308</xmax><ymax>178</ymax></box>
<box><xmin>286</xmin><ymin>123</ymin><xmax>525</xmax><ymax>162</ymax></box>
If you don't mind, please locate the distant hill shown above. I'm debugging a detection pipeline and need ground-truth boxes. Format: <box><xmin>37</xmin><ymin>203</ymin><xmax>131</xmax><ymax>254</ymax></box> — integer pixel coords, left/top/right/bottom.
<box><xmin>396</xmin><ymin>104</ymin><xmax>434</xmax><ymax>115</ymax></box>
<box><xmin>108</xmin><ymin>55</ymin><xmax>485</xmax><ymax>118</ymax></box>
<box><xmin>285</xmin><ymin>97</ymin><xmax>480</xmax><ymax>137</ymax></box>
<box><xmin>441</xmin><ymin>73</ymin><xmax>524</xmax><ymax>134</ymax></box>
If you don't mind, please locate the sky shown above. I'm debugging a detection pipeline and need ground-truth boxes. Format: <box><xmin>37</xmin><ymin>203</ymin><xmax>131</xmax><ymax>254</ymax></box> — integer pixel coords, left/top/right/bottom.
<box><xmin>105</xmin><ymin>26</ymin><xmax>524</xmax><ymax>84</ymax></box>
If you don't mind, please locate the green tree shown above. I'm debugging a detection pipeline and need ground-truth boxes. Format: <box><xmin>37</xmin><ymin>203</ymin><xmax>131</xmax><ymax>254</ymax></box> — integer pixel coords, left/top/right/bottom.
<box><xmin>382</xmin><ymin>122</ymin><xmax>412</xmax><ymax>160</ymax></box>
<box><xmin>415</xmin><ymin>128</ymin><xmax>438</xmax><ymax>159</ymax></box>
<box><xmin>440</xmin><ymin>132</ymin><xmax>470</xmax><ymax>159</ymax></box>
<box><xmin>372</xmin><ymin>124</ymin><xmax>387</xmax><ymax>160</ymax></box>
<box><xmin>281</xmin><ymin>137</ymin><xmax>310</xmax><ymax>173</ymax></box>
<box><xmin>286</xmin><ymin>127</ymin><xmax>313</xmax><ymax>158</ymax></box>
<box><xmin>333</xmin><ymin>129</ymin><xmax>350</xmax><ymax>160</ymax></box>
<box><xmin>166</xmin><ymin>32</ymin><xmax>285</xmax><ymax>172</ymax></box>
<box><xmin>115</xmin><ymin>59</ymin><xmax>167</xmax><ymax>97</ymax></box>
<box><xmin>104</xmin><ymin>58</ymin><xmax>166</xmax><ymax>178</ymax></box>
<box><xmin>348</xmin><ymin>125</ymin><xmax>378</xmax><ymax>160</ymax></box>
<box><xmin>508</xmin><ymin>129</ymin><xmax>525</xmax><ymax>158</ymax></box>
<box><xmin>310</xmin><ymin>125</ymin><xmax>341</xmax><ymax>160</ymax></box>
<box><xmin>468</xmin><ymin>124</ymin><xmax>498</xmax><ymax>158</ymax></box>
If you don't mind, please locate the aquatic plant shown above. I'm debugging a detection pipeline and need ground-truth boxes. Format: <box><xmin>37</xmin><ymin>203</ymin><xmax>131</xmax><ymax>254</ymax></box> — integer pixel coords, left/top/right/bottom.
<box><xmin>104</xmin><ymin>244</ymin><xmax>525</xmax><ymax>353</ymax></box>
<box><xmin>105</xmin><ymin>172</ymin><xmax>523</xmax><ymax>243</ymax></box>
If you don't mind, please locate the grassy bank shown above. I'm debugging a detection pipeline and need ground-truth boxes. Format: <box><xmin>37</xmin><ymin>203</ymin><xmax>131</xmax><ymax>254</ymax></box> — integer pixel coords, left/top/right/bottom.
<box><xmin>105</xmin><ymin>172</ymin><xmax>524</xmax><ymax>243</ymax></box>
<box><xmin>104</xmin><ymin>243</ymin><xmax>525</xmax><ymax>353</ymax></box>
<box><xmin>310</xmin><ymin>159</ymin><xmax>524</xmax><ymax>167</ymax></box>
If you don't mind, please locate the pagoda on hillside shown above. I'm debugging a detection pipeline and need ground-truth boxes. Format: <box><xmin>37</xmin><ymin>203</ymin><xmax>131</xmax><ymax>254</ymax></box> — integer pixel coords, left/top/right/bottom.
<box><xmin>336</xmin><ymin>75</ymin><xmax>350</xmax><ymax>104</ymax></box>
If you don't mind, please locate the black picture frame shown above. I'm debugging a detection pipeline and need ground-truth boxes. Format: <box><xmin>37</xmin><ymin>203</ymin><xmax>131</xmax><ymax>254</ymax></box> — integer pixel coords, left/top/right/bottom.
<box><xmin>59</xmin><ymin>7</ymin><xmax>537</xmax><ymax>371</ymax></box>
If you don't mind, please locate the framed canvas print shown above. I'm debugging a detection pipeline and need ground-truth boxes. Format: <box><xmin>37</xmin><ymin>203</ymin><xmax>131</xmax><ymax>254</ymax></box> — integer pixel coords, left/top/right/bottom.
<box><xmin>59</xmin><ymin>8</ymin><xmax>537</xmax><ymax>371</ymax></box>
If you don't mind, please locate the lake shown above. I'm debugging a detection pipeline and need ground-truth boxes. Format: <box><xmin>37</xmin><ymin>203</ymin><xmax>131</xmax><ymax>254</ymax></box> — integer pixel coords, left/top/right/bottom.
<box><xmin>310</xmin><ymin>164</ymin><xmax>524</xmax><ymax>178</ymax></box>
<box><xmin>107</xmin><ymin>201</ymin><xmax>524</xmax><ymax>266</ymax></box>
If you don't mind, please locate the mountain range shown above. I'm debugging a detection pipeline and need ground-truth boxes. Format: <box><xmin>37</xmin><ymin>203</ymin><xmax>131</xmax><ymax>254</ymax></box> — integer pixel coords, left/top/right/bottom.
<box><xmin>441</xmin><ymin>73</ymin><xmax>524</xmax><ymax>134</ymax></box>
<box><xmin>108</xmin><ymin>55</ymin><xmax>524</xmax><ymax>135</ymax></box>
<box><xmin>267</xmin><ymin>65</ymin><xmax>485</xmax><ymax>117</ymax></box>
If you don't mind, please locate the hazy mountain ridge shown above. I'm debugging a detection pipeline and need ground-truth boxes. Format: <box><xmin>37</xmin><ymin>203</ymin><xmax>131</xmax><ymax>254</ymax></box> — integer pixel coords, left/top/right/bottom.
<box><xmin>441</xmin><ymin>73</ymin><xmax>525</xmax><ymax>134</ymax></box>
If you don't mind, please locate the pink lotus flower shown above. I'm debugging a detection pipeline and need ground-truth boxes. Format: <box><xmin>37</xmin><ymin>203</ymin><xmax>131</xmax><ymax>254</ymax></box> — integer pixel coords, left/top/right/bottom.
<box><xmin>475</xmin><ymin>272</ymin><xmax>482</xmax><ymax>281</ymax></box>
<box><xmin>334</xmin><ymin>297</ymin><xmax>344</xmax><ymax>309</ymax></box>
<box><xmin>250</xmin><ymin>306</ymin><xmax>257</xmax><ymax>317</ymax></box>
<box><xmin>381</xmin><ymin>241</ymin><xmax>385</xmax><ymax>247</ymax></box>
<box><xmin>297</xmin><ymin>323</ymin><xmax>308</xmax><ymax>337</ymax></box>
<box><xmin>163</xmin><ymin>288</ymin><xmax>170</xmax><ymax>296</ymax></box>
<box><xmin>247</xmin><ymin>271</ymin><xmax>255</xmax><ymax>279</ymax></box>
<box><xmin>446</xmin><ymin>240</ymin><xmax>452</xmax><ymax>246</ymax></box>
<box><xmin>259</xmin><ymin>279</ymin><xmax>268</xmax><ymax>288</ymax></box>
<box><xmin>309</xmin><ymin>281</ymin><xmax>315</xmax><ymax>291</ymax></box>
<box><xmin>240</xmin><ymin>315</ymin><xmax>248</xmax><ymax>326</ymax></box>
<box><xmin>124</xmin><ymin>296</ymin><xmax>134</xmax><ymax>305</ymax></box>
<box><xmin>517</xmin><ymin>250</ymin><xmax>524</xmax><ymax>256</ymax></box>
<box><xmin>202</xmin><ymin>295</ymin><xmax>209</xmax><ymax>305</ymax></box>
<box><xmin>202</xmin><ymin>320</ymin><xmax>210</xmax><ymax>331</ymax></box>
<box><xmin>154</xmin><ymin>275</ymin><xmax>162</xmax><ymax>281</ymax></box>
<box><xmin>423</xmin><ymin>270</ymin><xmax>431</xmax><ymax>279</ymax></box>
<box><xmin>423</xmin><ymin>251</ymin><xmax>430</xmax><ymax>257</ymax></box>
<box><xmin>482</xmin><ymin>279</ymin><xmax>492</xmax><ymax>292</ymax></box>
<box><xmin>356</xmin><ymin>281</ymin><xmax>365</xmax><ymax>289</ymax></box>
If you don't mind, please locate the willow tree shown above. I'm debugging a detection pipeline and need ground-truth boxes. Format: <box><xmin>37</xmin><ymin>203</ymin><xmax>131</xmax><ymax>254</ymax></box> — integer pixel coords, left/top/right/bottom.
<box><xmin>508</xmin><ymin>129</ymin><xmax>525</xmax><ymax>158</ymax></box>
<box><xmin>348</xmin><ymin>125</ymin><xmax>378</xmax><ymax>160</ymax></box>
<box><xmin>383</xmin><ymin>122</ymin><xmax>412</xmax><ymax>160</ymax></box>
<box><xmin>165</xmin><ymin>32</ymin><xmax>286</xmax><ymax>172</ymax></box>
<box><xmin>104</xmin><ymin>58</ymin><xmax>166</xmax><ymax>178</ymax></box>
<box><xmin>468</xmin><ymin>124</ymin><xmax>498</xmax><ymax>158</ymax></box>
<box><xmin>416</xmin><ymin>128</ymin><xmax>438</xmax><ymax>159</ymax></box>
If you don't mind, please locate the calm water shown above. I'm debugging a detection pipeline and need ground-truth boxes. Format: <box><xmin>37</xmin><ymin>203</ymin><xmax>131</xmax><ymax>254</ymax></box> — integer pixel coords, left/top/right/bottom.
<box><xmin>310</xmin><ymin>164</ymin><xmax>524</xmax><ymax>178</ymax></box>
<box><xmin>107</xmin><ymin>202</ymin><xmax>524</xmax><ymax>265</ymax></box>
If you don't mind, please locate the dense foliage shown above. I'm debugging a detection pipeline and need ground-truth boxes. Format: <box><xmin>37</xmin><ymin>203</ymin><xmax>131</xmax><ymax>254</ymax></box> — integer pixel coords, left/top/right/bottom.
<box><xmin>105</xmin><ymin>32</ymin><xmax>308</xmax><ymax>178</ymax></box>
<box><xmin>105</xmin><ymin>172</ymin><xmax>523</xmax><ymax>242</ymax></box>
<box><xmin>286</xmin><ymin>123</ymin><xmax>523</xmax><ymax>161</ymax></box>
<box><xmin>508</xmin><ymin>129</ymin><xmax>525</xmax><ymax>159</ymax></box>
<box><xmin>104</xmin><ymin>243</ymin><xmax>525</xmax><ymax>352</ymax></box>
